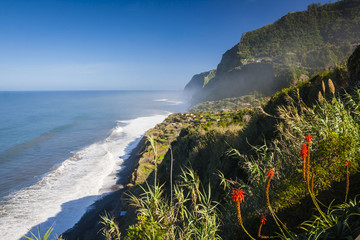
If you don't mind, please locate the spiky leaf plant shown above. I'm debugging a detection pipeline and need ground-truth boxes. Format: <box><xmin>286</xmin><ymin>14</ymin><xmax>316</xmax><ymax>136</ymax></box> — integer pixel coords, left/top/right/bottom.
<box><xmin>100</xmin><ymin>211</ymin><xmax>121</xmax><ymax>240</ymax></box>
<box><xmin>24</xmin><ymin>225</ymin><xmax>63</xmax><ymax>240</ymax></box>
<box><xmin>125</xmin><ymin>167</ymin><xmax>221</xmax><ymax>240</ymax></box>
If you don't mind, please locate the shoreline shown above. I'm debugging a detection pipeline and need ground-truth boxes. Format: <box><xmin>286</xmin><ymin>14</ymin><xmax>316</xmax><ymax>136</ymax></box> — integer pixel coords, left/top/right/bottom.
<box><xmin>61</xmin><ymin>112</ymin><xmax>184</xmax><ymax>240</ymax></box>
<box><xmin>61</xmin><ymin>136</ymin><xmax>146</xmax><ymax>240</ymax></box>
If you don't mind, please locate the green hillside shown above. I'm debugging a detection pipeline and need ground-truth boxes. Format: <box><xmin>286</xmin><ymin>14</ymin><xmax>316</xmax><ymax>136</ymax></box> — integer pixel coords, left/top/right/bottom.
<box><xmin>96</xmin><ymin>45</ymin><xmax>360</xmax><ymax>240</ymax></box>
<box><xmin>190</xmin><ymin>0</ymin><xmax>360</xmax><ymax>104</ymax></box>
<box><xmin>57</xmin><ymin>2</ymin><xmax>360</xmax><ymax>239</ymax></box>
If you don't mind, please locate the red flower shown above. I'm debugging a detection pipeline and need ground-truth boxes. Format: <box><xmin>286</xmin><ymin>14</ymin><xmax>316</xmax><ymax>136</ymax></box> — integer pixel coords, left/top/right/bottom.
<box><xmin>231</xmin><ymin>188</ymin><xmax>245</xmax><ymax>203</ymax></box>
<box><xmin>300</xmin><ymin>144</ymin><xmax>308</xmax><ymax>159</ymax></box>
<box><xmin>267</xmin><ymin>169</ymin><xmax>274</xmax><ymax>179</ymax></box>
<box><xmin>260</xmin><ymin>215</ymin><xmax>267</xmax><ymax>225</ymax></box>
<box><xmin>345</xmin><ymin>161</ymin><xmax>349</xmax><ymax>167</ymax></box>
<box><xmin>305</xmin><ymin>134</ymin><xmax>313</xmax><ymax>144</ymax></box>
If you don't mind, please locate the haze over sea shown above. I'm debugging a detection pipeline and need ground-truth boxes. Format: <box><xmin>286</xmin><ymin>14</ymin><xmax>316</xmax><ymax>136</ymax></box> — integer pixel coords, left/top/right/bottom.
<box><xmin>0</xmin><ymin>90</ymin><xmax>186</xmax><ymax>240</ymax></box>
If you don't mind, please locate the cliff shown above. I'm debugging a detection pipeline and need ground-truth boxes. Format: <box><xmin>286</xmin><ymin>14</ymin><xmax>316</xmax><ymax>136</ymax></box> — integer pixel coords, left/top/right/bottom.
<box><xmin>187</xmin><ymin>0</ymin><xmax>360</xmax><ymax>104</ymax></box>
<box><xmin>65</xmin><ymin>45</ymin><xmax>360</xmax><ymax>239</ymax></box>
<box><xmin>184</xmin><ymin>70</ymin><xmax>216</xmax><ymax>95</ymax></box>
<box><xmin>119</xmin><ymin>44</ymin><xmax>360</xmax><ymax>239</ymax></box>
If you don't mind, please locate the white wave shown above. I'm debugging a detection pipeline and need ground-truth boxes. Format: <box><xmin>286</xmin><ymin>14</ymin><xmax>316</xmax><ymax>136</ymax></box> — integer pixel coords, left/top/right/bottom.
<box><xmin>153</xmin><ymin>98</ymin><xmax>168</xmax><ymax>102</ymax></box>
<box><xmin>153</xmin><ymin>98</ymin><xmax>183</xmax><ymax>105</ymax></box>
<box><xmin>0</xmin><ymin>114</ymin><xmax>169</xmax><ymax>240</ymax></box>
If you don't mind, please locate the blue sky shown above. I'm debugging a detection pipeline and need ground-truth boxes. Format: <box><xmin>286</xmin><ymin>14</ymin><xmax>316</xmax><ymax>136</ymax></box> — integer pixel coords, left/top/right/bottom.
<box><xmin>0</xmin><ymin>0</ymin><xmax>330</xmax><ymax>91</ymax></box>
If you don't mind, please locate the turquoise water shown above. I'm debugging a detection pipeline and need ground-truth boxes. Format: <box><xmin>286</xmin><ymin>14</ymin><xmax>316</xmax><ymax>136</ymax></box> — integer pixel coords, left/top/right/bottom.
<box><xmin>0</xmin><ymin>91</ymin><xmax>187</xmax><ymax>239</ymax></box>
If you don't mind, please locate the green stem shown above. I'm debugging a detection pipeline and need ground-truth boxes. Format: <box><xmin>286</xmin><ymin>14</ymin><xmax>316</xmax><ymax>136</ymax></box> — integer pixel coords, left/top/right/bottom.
<box><xmin>170</xmin><ymin>143</ymin><xmax>174</xmax><ymax>205</ymax></box>
<box><xmin>308</xmin><ymin>185</ymin><xmax>330</xmax><ymax>225</ymax></box>
<box><xmin>345</xmin><ymin>163</ymin><xmax>349</xmax><ymax>202</ymax></box>
<box><xmin>236</xmin><ymin>200</ymin><xmax>255</xmax><ymax>240</ymax></box>
<box><xmin>266</xmin><ymin>177</ymin><xmax>296</xmax><ymax>239</ymax></box>
<box><xmin>306</xmin><ymin>142</ymin><xmax>311</xmax><ymax>186</ymax></box>
<box><xmin>240</xmin><ymin>223</ymin><xmax>255</xmax><ymax>240</ymax></box>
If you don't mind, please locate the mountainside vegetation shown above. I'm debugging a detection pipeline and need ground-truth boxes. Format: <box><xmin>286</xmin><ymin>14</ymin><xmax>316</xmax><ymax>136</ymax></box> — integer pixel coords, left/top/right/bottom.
<box><xmin>29</xmin><ymin>2</ymin><xmax>360</xmax><ymax>239</ymax></box>
<box><xmin>188</xmin><ymin>0</ymin><xmax>360</xmax><ymax>104</ymax></box>
<box><xmin>40</xmin><ymin>45</ymin><xmax>360</xmax><ymax>240</ymax></box>
<box><xmin>86</xmin><ymin>45</ymin><xmax>360</xmax><ymax>240</ymax></box>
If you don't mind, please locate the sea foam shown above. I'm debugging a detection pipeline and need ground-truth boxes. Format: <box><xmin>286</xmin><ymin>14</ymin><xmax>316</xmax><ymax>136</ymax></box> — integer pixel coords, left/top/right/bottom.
<box><xmin>0</xmin><ymin>114</ymin><xmax>168</xmax><ymax>240</ymax></box>
<box><xmin>153</xmin><ymin>98</ymin><xmax>183</xmax><ymax>105</ymax></box>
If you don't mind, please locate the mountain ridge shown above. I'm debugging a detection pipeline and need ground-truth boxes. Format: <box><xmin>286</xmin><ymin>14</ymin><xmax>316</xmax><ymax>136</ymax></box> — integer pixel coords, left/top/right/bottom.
<box><xmin>186</xmin><ymin>0</ymin><xmax>360</xmax><ymax>104</ymax></box>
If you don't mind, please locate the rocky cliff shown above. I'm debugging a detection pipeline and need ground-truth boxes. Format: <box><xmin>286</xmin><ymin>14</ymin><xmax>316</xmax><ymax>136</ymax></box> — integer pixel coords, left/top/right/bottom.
<box><xmin>187</xmin><ymin>0</ymin><xmax>360</xmax><ymax>104</ymax></box>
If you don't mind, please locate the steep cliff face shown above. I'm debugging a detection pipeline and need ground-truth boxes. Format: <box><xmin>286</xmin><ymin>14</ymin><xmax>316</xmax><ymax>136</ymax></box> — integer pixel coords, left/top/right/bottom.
<box><xmin>348</xmin><ymin>45</ymin><xmax>360</xmax><ymax>86</ymax></box>
<box><xmin>184</xmin><ymin>70</ymin><xmax>216</xmax><ymax>94</ymax></box>
<box><xmin>193</xmin><ymin>63</ymin><xmax>277</xmax><ymax>103</ymax></box>
<box><xmin>188</xmin><ymin>0</ymin><xmax>360</xmax><ymax>104</ymax></box>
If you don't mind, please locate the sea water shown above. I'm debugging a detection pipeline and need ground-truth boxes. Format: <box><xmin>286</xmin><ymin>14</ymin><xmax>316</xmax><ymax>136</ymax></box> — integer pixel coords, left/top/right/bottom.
<box><xmin>0</xmin><ymin>91</ymin><xmax>187</xmax><ymax>240</ymax></box>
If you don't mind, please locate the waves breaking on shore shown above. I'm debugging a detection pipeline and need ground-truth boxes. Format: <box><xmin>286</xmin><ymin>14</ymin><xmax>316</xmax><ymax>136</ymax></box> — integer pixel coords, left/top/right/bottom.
<box><xmin>0</xmin><ymin>114</ymin><xmax>168</xmax><ymax>240</ymax></box>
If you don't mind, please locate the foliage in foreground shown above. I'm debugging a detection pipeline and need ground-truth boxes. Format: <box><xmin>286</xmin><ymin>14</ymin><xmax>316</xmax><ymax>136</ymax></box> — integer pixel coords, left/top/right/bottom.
<box><xmin>125</xmin><ymin>168</ymin><xmax>221</xmax><ymax>240</ymax></box>
<box><xmin>33</xmin><ymin>49</ymin><xmax>360</xmax><ymax>239</ymax></box>
<box><xmin>100</xmin><ymin>211</ymin><xmax>121</xmax><ymax>240</ymax></box>
<box><xmin>229</xmin><ymin>133</ymin><xmax>360</xmax><ymax>240</ymax></box>
<box><xmin>118</xmin><ymin>80</ymin><xmax>360</xmax><ymax>239</ymax></box>
<box><xmin>24</xmin><ymin>225</ymin><xmax>64</xmax><ymax>240</ymax></box>
<box><xmin>297</xmin><ymin>197</ymin><xmax>360</xmax><ymax>240</ymax></box>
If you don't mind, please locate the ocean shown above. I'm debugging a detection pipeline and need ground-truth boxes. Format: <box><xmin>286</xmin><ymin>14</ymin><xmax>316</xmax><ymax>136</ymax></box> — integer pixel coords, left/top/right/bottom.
<box><xmin>0</xmin><ymin>90</ymin><xmax>187</xmax><ymax>240</ymax></box>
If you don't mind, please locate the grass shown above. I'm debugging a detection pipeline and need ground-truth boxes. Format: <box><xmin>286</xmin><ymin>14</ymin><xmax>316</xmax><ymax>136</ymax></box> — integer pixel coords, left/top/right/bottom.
<box><xmin>100</xmin><ymin>212</ymin><xmax>121</xmax><ymax>240</ymax></box>
<box><xmin>119</xmin><ymin>83</ymin><xmax>360</xmax><ymax>239</ymax></box>
<box><xmin>24</xmin><ymin>225</ymin><xmax>65</xmax><ymax>240</ymax></box>
<box><xmin>52</xmin><ymin>47</ymin><xmax>360</xmax><ymax>239</ymax></box>
<box><xmin>125</xmin><ymin>168</ymin><xmax>221</xmax><ymax>240</ymax></box>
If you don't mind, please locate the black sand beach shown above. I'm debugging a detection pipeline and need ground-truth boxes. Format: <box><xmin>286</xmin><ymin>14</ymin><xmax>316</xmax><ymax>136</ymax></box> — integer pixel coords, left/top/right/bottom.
<box><xmin>61</xmin><ymin>137</ymin><xmax>145</xmax><ymax>240</ymax></box>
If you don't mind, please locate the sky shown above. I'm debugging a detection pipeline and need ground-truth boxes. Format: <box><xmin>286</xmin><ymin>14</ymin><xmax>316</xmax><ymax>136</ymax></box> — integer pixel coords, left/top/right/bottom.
<box><xmin>0</xmin><ymin>0</ymin><xmax>331</xmax><ymax>91</ymax></box>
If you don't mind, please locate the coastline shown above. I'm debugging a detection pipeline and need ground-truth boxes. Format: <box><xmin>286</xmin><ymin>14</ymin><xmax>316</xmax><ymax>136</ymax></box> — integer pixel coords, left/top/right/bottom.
<box><xmin>61</xmin><ymin>137</ymin><xmax>146</xmax><ymax>240</ymax></box>
<box><xmin>61</xmin><ymin>112</ymin><xmax>185</xmax><ymax>239</ymax></box>
<box><xmin>0</xmin><ymin>92</ymin><xmax>185</xmax><ymax>240</ymax></box>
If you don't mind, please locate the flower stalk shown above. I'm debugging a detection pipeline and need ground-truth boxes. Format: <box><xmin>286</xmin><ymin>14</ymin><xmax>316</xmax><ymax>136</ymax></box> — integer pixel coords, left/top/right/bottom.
<box><xmin>300</xmin><ymin>144</ymin><xmax>308</xmax><ymax>182</ymax></box>
<box><xmin>302</xmin><ymin>135</ymin><xmax>330</xmax><ymax>225</ymax></box>
<box><xmin>231</xmin><ymin>189</ymin><xmax>255</xmax><ymax>240</ymax></box>
<box><xmin>310</xmin><ymin>172</ymin><xmax>315</xmax><ymax>194</ymax></box>
<box><xmin>305</xmin><ymin>134</ymin><xmax>312</xmax><ymax>186</ymax></box>
<box><xmin>265</xmin><ymin>169</ymin><xmax>289</xmax><ymax>238</ymax></box>
<box><xmin>345</xmin><ymin>161</ymin><xmax>350</xmax><ymax>202</ymax></box>
<box><xmin>258</xmin><ymin>215</ymin><xmax>269</xmax><ymax>239</ymax></box>
<box><xmin>265</xmin><ymin>170</ymin><xmax>274</xmax><ymax>207</ymax></box>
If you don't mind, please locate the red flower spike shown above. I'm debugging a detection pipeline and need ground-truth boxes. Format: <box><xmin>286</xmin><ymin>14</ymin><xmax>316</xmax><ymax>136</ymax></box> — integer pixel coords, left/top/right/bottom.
<box><xmin>267</xmin><ymin>169</ymin><xmax>274</xmax><ymax>179</ymax></box>
<box><xmin>260</xmin><ymin>215</ymin><xmax>267</xmax><ymax>225</ymax></box>
<box><xmin>231</xmin><ymin>188</ymin><xmax>245</xmax><ymax>203</ymax></box>
<box><xmin>305</xmin><ymin>134</ymin><xmax>313</xmax><ymax>144</ymax></box>
<box><xmin>300</xmin><ymin>144</ymin><xmax>308</xmax><ymax>159</ymax></box>
<box><xmin>345</xmin><ymin>161</ymin><xmax>349</xmax><ymax>167</ymax></box>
